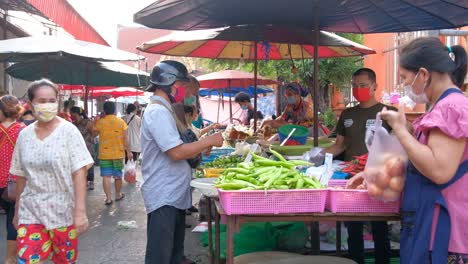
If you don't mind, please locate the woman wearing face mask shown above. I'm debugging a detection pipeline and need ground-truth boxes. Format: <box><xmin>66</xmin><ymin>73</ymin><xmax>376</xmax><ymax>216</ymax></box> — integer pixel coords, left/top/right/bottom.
<box><xmin>234</xmin><ymin>92</ymin><xmax>264</xmax><ymax>126</ymax></box>
<box><xmin>378</xmin><ymin>37</ymin><xmax>468</xmax><ymax>263</ymax></box>
<box><xmin>184</xmin><ymin>105</ymin><xmax>219</xmax><ymax>138</ymax></box>
<box><xmin>263</xmin><ymin>83</ymin><xmax>314</xmax><ymax>128</ymax></box>
<box><xmin>70</xmin><ymin>106</ymin><xmax>96</xmax><ymax>190</ymax></box>
<box><xmin>0</xmin><ymin>95</ymin><xmax>24</xmax><ymax>264</ymax></box>
<box><xmin>21</xmin><ymin>110</ymin><xmax>36</xmax><ymax>126</ymax></box>
<box><xmin>11</xmin><ymin>79</ymin><xmax>94</xmax><ymax>264</ymax></box>
<box><xmin>122</xmin><ymin>104</ymin><xmax>141</xmax><ymax>163</ymax></box>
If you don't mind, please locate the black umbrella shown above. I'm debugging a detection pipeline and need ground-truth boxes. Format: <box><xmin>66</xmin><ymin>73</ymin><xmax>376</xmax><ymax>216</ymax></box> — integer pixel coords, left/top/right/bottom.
<box><xmin>134</xmin><ymin>0</ymin><xmax>468</xmax><ymax>33</ymax></box>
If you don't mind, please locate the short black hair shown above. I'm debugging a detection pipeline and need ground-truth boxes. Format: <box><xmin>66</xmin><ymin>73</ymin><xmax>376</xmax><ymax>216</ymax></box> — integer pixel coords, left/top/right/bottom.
<box><xmin>126</xmin><ymin>104</ymin><xmax>137</xmax><ymax>115</ymax></box>
<box><xmin>103</xmin><ymin>101</ymin><xmax>116</xmax><ymax>115</ymax></box>
<box><xmin>27</xmin><ymin>79</ymin><xmax>58</xmax><ymax>102</ymax></box>
<box><xmin>234</xmin><ymin>92</ymin><xmax>251</xmax><ymax>103</ymax></box>
<box><xmin>23</xmin><ymin>110</ymin><xmax>33</xmax><ymax>116</ymax></box>
<box><xmin>353</xmin><ymin>68</ymin><xmax>376</xmax><ymax>83</ymax></box>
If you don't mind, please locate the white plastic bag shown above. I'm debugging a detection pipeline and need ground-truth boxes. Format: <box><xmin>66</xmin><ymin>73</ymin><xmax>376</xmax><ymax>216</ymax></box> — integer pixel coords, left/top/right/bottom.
<box><xmin>124</xmin><ymin>160</ymin><xmax>137</xmax><ymax>183</ymax></box>
<box><xmin>364</xmin><ymin>113</ymin><xmax>407</xmax><ymax>202</ymax></box>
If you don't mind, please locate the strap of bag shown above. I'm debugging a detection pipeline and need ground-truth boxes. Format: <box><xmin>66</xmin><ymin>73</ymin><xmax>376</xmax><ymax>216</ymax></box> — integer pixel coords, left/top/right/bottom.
<box><xmin>151</xmin><ymin>100</ymin><xmax>187</xmax><ymax>133</ymax></box>
<box><xmin>0</xmin><ymin>123</ymin><xmax>18</xmax><ymax>147</ymax></box>
<box><xmin>126</xmin><ymin>115</ymin><xmax>136</xmax><ymax>125</ymax></box>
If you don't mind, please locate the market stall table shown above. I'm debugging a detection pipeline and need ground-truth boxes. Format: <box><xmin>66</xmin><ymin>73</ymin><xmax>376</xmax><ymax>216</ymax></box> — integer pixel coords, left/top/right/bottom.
<box><xmin>211</xmin><ymin>200</ymin><xmax>400</xmax><ymax>264</ymax></box>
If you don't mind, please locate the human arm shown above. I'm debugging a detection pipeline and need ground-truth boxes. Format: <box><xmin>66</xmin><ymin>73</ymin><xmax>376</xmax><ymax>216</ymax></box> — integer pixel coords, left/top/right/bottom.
<box><xmin>199</xmin><ymin>123</ymin><xmax>220</xmax><ymax>136</ymax></box>
<box><xmin>325</xmin><ymin>135</ymin><xmax>346</xmax><ymax>157</ymax></box>
<box><xmin>72</xmin><ymin>166</ymin><xmax>89</xmax><ymax>235</ymax></box>
<box><xmin>166</xmin><ymin>133</ymin><xmax>224</xmax><ymax>161</ymax></box>
<box><xmin>13</xmin><ymin>176</ymin><xmax>26</xmax><ymax>229</ymax></box>
<box><xmin>380</xmin><ymin>107</ymin><xmax>466</xmax><ymax>185</ymax></box>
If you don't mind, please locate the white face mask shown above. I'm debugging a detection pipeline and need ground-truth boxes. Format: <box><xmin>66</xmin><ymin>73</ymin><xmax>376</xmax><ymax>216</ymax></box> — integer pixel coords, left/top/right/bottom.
<box><xmin>33</xmin><ymin>102</ymin><xmax>58</xmax><ymax>122</ymax></box>
<box><xmin>404</xmin><ymin>71</ymin><xmax>429</xmax><ymax>104</ymax></box>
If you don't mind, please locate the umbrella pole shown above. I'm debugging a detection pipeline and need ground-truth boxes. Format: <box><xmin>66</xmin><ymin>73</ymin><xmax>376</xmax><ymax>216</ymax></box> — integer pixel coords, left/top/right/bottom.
<box><xmin>217</xmin><ymin>93</ymin><xmax>220</xmax><ymax>123</ymax></box>
<box><xmin>84</xmin><ymin>63</ymin><xmax>90</xmax><ymax>114</ymax></box>
<box><xmin>313</xmin><ymin>4</ymin><xmax>320</xmax><ymax>147</ymax></box>
<box><xmin>229</xmin><ymin>80</ymin><xmax>233</xmax><ymax>123</ymax></box>
<box><xmin>253</xmin><ymin>41</ymin><xmax>258</xmax><ymax>132</ymax></box>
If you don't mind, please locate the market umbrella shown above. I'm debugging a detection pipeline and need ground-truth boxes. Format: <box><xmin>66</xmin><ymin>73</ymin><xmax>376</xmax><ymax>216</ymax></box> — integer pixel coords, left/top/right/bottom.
<box><xmin>199</xmin><ymin>86</ymin><xmax>274</xmax><ymax>97</ymax></box>
<box><xmin>138</xmin><ymin>25</ymin><xmax>375</xmax><ymax>130</ymax></box>
<box><xmin>134</xmin><ymin>0</ymin><xmax>468</xmax><ymax>146</ymax></box>
<box><xmin>139</xmin><ymin>26</ymin><xmax>375</xmax><ymax>59</ymax></box>
<box><xmin>88</xmin><ymin>87</ymin><xmax>145</xmax><ymax>98</ymax></box>
<box><xmin>134</xmin><ymin>0</ymin><xmax>468</xmax><ymax>33</ymax></box>
<box><xmin>194</xmin><ymin>69</ymin><xmax>277</xmax><ymax>122</ymax></box>
<box><xmin>0</xmin><ymin>36</ymin><xmax>144</xmax><ymax>62</ymax></box>
<box><xmin>6</xmin><ymin>56</ymin><xmax>148</xmax><ymax>87</ymax></box>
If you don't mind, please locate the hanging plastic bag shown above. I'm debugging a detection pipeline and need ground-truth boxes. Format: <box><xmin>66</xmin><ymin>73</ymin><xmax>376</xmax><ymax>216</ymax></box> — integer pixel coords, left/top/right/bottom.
<box><xmin>124</xmin><ymin>160</ymin><xmax>137</xmax><ymax>183</ymax></box>
<box><xmin>363</xmin><ymin>112</ymin><xmax>407</xmax><ymax>202</ymax></box>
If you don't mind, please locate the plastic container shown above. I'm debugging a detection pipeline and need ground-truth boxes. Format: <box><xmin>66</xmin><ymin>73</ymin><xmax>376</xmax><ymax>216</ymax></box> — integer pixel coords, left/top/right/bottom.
<box><xmin>204</xmin><ymin>168</ymin><xmax>225</xmax><ymax>178</ymax></box>
<box><xmin>218</xmin><ymin>188</ymin><xmax>328</xmax><ymax>215</ymax></box>
<box><xmin>277</xmin><ymin>125</ymin><xmax>309</xmax><ymax>146</ymax></box>
<box><xmin>200</xmin><ymin>147</ymin><xmax>234</xmax><ymax>165</ymax></box>
<box><xmin>327</xmin><ymin>180</ymin><xmax>400</xmax><ymax>213</ymax></box>
<box><xmin>191</xmin><ymin>178</ymin><xmax>219</xmax><ymax>198</ymax></box>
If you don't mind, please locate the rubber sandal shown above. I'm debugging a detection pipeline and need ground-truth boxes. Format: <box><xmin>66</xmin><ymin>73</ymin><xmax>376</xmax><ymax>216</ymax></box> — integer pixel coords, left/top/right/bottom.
<box><xmin>115</xmin><ymin>193</ymin><xmax>125</xmax><ymax>201</ymax></box>
<box><xmin>105</xmin><ymin>200</ymin><xmax>113</xmax><ymax>206</ymax></box>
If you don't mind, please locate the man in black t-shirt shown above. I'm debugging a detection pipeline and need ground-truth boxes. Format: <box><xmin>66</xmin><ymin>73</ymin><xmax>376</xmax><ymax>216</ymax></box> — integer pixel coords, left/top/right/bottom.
<box><xmin>326</xmin><ymin>68</ymin><xmax>395</xmax><ymax>264</ymax></box>
<box><xmin>234</xmin><ymin>92</ymin><xmax>264</xmax><ymax>126</ymax></box>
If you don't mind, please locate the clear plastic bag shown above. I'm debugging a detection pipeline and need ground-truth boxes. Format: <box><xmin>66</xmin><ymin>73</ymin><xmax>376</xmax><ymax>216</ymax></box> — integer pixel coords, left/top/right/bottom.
<box><xmin>124</xmin><ymin>160</ymin><xmax>137</xmax><ymax>183</ymax></box>
<box><xmin>364</xmin><ymin>113</ymin><xmax>407</xmax><ymax>202</ymax></box>
<box><xmin>302</xmin><ymin>147</ymin><xmax>326</xmax><ymax>166</ymax></box>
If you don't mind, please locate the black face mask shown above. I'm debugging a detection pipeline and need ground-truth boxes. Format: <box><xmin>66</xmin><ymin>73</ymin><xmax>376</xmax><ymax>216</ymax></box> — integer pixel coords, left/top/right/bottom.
<box><xmin>23</xmin><ymin>119</ymin><xmax>36</xmax><ymax>126</ymax></box>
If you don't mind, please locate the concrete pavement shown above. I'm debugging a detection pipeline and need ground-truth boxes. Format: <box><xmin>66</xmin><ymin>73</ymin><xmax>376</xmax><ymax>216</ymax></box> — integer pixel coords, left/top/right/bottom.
<box><xmin>0</xmin><ymin>168</ymin><xmax>209</xmax><ymax>264</ymax></box>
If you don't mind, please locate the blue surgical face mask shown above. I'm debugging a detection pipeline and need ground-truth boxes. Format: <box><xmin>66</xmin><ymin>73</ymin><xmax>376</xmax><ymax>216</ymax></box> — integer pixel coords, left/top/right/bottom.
<box><xmin>184</xmin><ymin>95</ymin><xmax>196</xmax><ymax>106</ymax></box>
<box><xmin>23</xmin><ymin>119</ymin><xmax>36</xmax><ymax>126</ymax></box>
<box><xmin>287</xmin><ymin>96</ymin><xmax>296</xmax><ymax>105</ymax></box>
<box><xmin>240</xmin><ymin>105</ymin><xmax>248</xmax><ymax>110</ymax></box>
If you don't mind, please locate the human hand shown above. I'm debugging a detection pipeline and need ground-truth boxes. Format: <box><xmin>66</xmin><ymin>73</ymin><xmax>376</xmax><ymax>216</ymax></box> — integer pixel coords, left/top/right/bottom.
<box><xmin>203</xmin><ymin>146</ymin><xmax>213</xmax><ymax>157</ymax></box>
<box><xmin>211</xmin><ymin>123</ymin><xmax>220</xmax><ymax>129</ymax></box>
<box><xmin>126</xmin><ymin>150</ymin><xmax>133</xmax><ymax>161</ymax></box>
<box><xmin>207</xmin><ymin>133</ymin><xmax>224</xmax><ymax>147</ymax></box>
<box><xmin>379</xmin><ymin>106</ymin><xmax>407</xmax><ymax>131</ymax></box>
<box><xmin>346</xmin><ymin>172</ymin><xmax>366</xmax><ymax>189</ymax></box>
<box><xmin>13</xmin><ymin>213</ymin><xmax>18</xmax><ymax>230</ymax></box>
<box><xmin>74</xmin><ymin>212</ymin><xmax>89</xmax><ymax>236</ymax></box>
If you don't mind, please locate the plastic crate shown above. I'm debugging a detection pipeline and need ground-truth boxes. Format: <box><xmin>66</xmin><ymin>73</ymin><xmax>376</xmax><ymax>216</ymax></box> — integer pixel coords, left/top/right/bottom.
<box><xmin>327</xmin><ymin>180</ymin><xmax>400</xmax><ymax>213</ymax></box>
<box><xmin>218</xmin><ymin>188</ymin><xmax>328</xmax><ymax>215</ymax></box>
<box><xmin>200</xmin><ymin>148</ymin><xmax>234</xmax><ymax>165</ymax></box>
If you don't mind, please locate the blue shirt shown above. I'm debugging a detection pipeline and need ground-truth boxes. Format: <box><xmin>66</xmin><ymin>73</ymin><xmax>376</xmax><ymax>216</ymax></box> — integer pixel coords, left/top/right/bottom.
<box><xmin>140</xmin><ymin>96</ymin><xmax>192</xmax><ymax>213</ymax></box>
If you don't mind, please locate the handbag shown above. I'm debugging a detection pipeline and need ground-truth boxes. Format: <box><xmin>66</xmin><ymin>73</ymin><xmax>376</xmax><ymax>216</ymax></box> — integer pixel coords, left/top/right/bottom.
<box><xmin>152</xmin><ymin>100</ymin><xmax>202</xmax><ymax>168</ymax></box>
<box><xmin>0</xmin><ymin>124</ymin><xmax>18</xmax><ymax>202</ymax></box>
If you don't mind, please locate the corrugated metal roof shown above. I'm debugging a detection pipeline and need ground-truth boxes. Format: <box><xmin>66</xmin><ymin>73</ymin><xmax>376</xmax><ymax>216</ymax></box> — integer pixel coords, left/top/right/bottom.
<box><xmin>0</xmin><ymin>0</ymin><xmax>45</xmax><ymax>17</ymax></box>
<box><xmin>26</xmin><ymin>0</ymin><xmax>109</xmax><ymax>46</ymax></box>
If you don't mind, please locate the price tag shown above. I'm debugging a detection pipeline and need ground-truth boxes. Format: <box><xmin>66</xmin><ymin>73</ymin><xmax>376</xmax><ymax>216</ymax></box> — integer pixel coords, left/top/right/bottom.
<box><xmin>244</xmin><ymin>143</ymin><xmax>259</xmax><ymax>163</ymax></box>
<box><xmin>320</xmin><ymin>153</ymin><xmax>334</xmax><ymax>186</ymax></box>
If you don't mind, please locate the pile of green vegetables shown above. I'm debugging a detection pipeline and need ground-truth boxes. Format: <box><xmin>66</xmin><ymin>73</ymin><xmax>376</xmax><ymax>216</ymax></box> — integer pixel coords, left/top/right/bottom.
<box><xmin>201</xmin><ymin>155</ymin><xmax>244</xmax><ymax>168</ymax></box>
<box><xmin>215</xmin><ymin>150</ymin><xmax>323</xmax><ymax>190</ymax></box>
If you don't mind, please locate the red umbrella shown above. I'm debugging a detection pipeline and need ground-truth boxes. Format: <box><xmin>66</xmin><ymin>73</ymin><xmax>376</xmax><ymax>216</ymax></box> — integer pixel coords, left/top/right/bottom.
<box><xmin>197</xmin><ymin>70</ymin><xmax>277</xmax><ymax>123</ymax></box>
<box><xmin>197</xmin><ymin>70</ymin><xmax>277</xmax><ymax>89</ymax></box>
<box><xmin>89</xmin><ymin>87</ymin><xmax>144</xmax><ymax>98</ymax></box>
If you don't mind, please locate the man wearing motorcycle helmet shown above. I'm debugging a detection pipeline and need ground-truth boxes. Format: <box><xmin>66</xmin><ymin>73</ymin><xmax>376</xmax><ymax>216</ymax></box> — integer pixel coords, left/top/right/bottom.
<box><xmin>141</xmin><ymin>61</ymin><xmax>223</xmax><ymax>264</ymax></box>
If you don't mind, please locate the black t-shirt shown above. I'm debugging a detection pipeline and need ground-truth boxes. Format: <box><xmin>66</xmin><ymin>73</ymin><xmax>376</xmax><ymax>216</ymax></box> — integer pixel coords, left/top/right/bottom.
<box><xmin>336</xmin><ymin>103</ymin><xmax>396</xmax><ymax>161</ymax></box>
<box><xmin>245</xmin><ymin>109</ymin><xmax>264</xmax><ymax>125</ymax></box>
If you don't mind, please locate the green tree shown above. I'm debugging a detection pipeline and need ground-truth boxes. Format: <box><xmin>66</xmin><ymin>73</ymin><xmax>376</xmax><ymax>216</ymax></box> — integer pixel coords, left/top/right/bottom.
<box><xmin>198</xmin><ymin>33</ymin><xmax>364</xmax><ymax>112</ymax></box>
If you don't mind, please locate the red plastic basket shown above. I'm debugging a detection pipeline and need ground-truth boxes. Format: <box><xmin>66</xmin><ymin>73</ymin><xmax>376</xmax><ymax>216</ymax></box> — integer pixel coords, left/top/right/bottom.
<box><xmin>327</xmin><ymin>180</ymin><xmax>400</xmax><ymax>213</ymax></box>
<box><xmin>218</xmin><ymin>188</ymin><xmax>328</xmax><ymax>215</ymax></box>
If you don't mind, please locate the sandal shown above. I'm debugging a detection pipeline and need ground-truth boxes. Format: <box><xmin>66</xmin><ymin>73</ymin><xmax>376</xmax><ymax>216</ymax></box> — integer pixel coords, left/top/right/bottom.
<box><xmin>87</xmin><ymin>182</ymin><xmax>94</xmax><ymax>190</ymax></box>
<box><xmin>116</xmin><ymin>193</ymin><xmax>125</xmax><ymax>201</ymax></box>
<box><xmin>105</xmin><ymin>199</ymin><xmax>113</xmax><ymax>206</ymax></box>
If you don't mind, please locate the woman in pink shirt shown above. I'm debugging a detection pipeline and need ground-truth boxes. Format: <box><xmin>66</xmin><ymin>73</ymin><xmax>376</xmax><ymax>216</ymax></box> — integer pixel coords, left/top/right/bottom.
<box><xmin>381</xmin><ymin>37</ymin><xmax>468</xmax><ymax>263</ymax></box>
